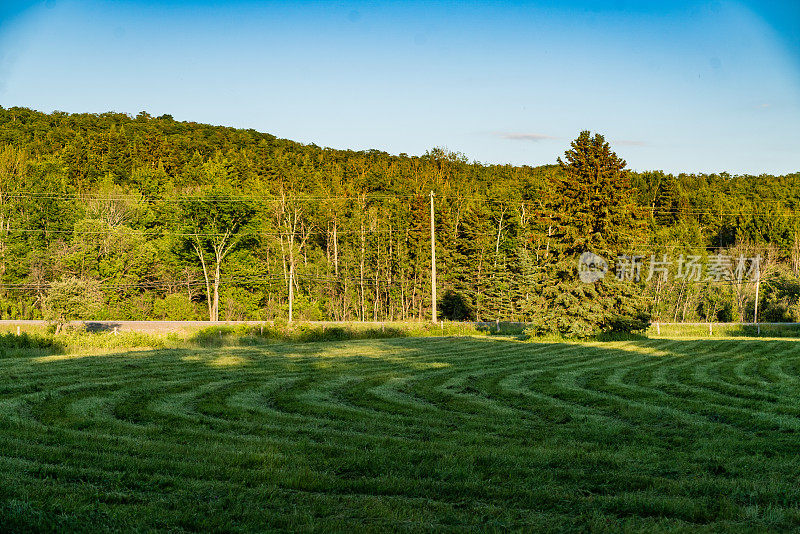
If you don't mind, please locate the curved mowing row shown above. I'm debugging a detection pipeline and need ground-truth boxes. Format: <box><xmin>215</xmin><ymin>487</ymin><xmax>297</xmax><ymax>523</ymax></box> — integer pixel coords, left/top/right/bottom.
<box><xmin>1</xmin><ymin>337</ymin><xmax>799</xmax><ymax>531</ymax></box>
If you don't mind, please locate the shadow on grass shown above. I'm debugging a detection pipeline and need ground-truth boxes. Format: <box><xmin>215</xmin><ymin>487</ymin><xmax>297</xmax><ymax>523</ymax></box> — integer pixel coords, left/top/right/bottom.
<box><xmin>594</xmin><ymin>331</ymin><xmax>650</xmax><ymax>342</ymax></box>
<box><xmin>187</xmin><ymin>321</ymin><xmax>524</xmax><ymax>347</ymax></box>
<box><xmin>520</xmin><ymin>330</ymin><xmax>650</xmax><ymax>343</ymax></box>
<box><xmin>188</xmin><ymin>324</ymin><xmax>411</xmax><ymax>347</ymax></box>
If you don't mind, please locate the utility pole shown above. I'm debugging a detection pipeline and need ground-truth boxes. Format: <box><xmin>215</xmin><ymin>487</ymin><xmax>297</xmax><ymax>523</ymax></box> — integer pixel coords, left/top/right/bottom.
<box><xmin>754</xmin><ymin>257</ymin><xmax>761</xmax><ymax>335</ymax></box>
<box><xmin>430</xmin><ymin>190</ymin><xmax>437</xmax><ymax>324</ymax></box>
<box><xmin>288</xmin><ymin>261</ymin><xmax>294</xmax><ymax>323</ymax></box>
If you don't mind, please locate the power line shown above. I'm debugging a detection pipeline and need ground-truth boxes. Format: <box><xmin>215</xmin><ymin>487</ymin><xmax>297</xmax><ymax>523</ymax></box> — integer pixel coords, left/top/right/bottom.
<box><xmin>5</xmin><ymin>190</ymin><xmax>800</xmax><ymax>218</ymax></box>
<box><xmin>0</xmin><ymin>270</ymin><xmax>773</xmax><ymax>292</ymax></box>
<box><xmin>0</xmin><ymin>227</ymin><xmax>791</xmax><ymax>254</ymax></box>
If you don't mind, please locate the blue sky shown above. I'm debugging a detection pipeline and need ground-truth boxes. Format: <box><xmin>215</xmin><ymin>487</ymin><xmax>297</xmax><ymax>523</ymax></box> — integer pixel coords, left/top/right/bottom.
<box><xmin>0</xmin><ymin>0</ymin><xmax>798</xmax><ymax>174</ymax></box>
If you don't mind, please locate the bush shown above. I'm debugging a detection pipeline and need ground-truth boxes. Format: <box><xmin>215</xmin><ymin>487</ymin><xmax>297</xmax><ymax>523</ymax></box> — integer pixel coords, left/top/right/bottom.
<box><xmin>43</xmin><ymin>277</ymin><xmax>103</xmax><ymax>334</ymax></box>
<box><xmin>220</xmin><ymin>287</ymin><xmax>262</xmax><ymax>321</ymax></box>
<box><xmin>153</xmin><ymin>293</ymin><xmax>203</xmax><ymax>321</ymax></box>
<box><xmin>290</xmin><ymin>295</ymin><xmax>324</xmax><ymax>321</ymax></box>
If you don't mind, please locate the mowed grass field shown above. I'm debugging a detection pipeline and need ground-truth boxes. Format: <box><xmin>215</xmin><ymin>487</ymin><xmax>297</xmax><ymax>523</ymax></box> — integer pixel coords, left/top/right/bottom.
<box><xmin>1</xmin><ymin>336</ymin><xmax>800</xmax><ymax>531</ymax></box>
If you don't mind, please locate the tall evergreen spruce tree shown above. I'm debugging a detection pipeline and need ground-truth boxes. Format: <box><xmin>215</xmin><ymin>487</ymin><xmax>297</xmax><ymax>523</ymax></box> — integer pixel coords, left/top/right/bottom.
<box><xmin>530</xmin><ymin>131</ymin><xmax>650</xmax><ymax>338</ymax></box>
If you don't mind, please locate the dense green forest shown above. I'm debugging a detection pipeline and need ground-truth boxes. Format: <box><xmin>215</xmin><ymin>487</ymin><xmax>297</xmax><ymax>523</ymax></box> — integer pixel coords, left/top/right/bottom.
<box><xmin>0</xmin><ymin>106</ymin><xmax>798</xmax><ymax>325</ymax></box>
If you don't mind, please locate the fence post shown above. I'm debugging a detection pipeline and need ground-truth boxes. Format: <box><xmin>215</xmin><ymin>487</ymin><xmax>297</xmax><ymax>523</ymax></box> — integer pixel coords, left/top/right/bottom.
<box><xmin>709</xmin><ymin>322</ymin><xmax>713</xmax><ymax>336</ymax></box>
<box><xmin>656</xmin><ymin>322</ymin><xmax>660</xmax><ymax>335</ymax></box>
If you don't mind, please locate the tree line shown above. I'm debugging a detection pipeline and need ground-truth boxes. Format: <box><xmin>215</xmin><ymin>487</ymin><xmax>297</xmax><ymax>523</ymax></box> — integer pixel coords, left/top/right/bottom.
<box><xmin>1</xmin><ymin>106</ymin><xmax>799</xmax><ymax>331</ymax></box>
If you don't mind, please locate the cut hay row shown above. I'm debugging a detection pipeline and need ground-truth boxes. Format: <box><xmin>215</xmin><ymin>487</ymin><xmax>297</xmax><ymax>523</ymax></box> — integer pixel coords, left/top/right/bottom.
<box><xmin>1</xmin><ymin>337</ymin><xmax>799</xmax><ymax>531</ymax></box>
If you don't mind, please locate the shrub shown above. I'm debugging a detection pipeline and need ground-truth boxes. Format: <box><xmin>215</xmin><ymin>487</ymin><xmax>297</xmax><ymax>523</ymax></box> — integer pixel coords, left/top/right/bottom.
<box><xmin>220</xmin><ymin>287</ymin><xmax>262</xmax><ymax>321</ymax></box>
<box><xmin>43</xmin><ymin>277</ymin><xmax>103</xmax><ymax>334</ymax></box>
<box><xmin>153</xmin><ymin>293</ymin><xmax>203</xmax><ymax>321</ymax></box>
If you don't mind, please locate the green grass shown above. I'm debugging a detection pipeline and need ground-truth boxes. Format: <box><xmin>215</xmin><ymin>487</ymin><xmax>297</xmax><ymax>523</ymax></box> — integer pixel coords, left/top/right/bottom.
<box><xmin>1</xmin><ymin>336</ymin><xmax>799</xmax><ymax>532</ymax></box>
<box><xmin>0</xmin><ymin>321</ymin><xmax>523</xmax><ymax>355</ymax></box>
<box><xmin>647</xmin><ymin>323</ymin><xmax>800</xmax><ymax>338</ymax></box>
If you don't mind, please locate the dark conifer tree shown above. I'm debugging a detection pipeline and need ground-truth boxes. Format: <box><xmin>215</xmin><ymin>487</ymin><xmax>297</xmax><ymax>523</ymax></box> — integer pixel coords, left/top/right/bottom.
<box><xmin>530</xmin><ymin>131</ymin><xmax>650</xmax><ymax>338</ymax></box>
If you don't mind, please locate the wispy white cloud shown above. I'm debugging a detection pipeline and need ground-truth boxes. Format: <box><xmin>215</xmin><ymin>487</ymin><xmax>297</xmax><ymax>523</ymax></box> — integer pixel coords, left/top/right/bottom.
<box><xmin>495</xmin><ymin>132</ymin><xmax>559</xmax><ymax>142</ymax></box>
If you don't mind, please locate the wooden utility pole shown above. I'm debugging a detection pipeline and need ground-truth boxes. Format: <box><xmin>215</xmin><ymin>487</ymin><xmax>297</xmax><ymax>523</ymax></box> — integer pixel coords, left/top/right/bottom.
<box><xmin>430</xmin><ymin>191</ymin><xmax>437</xmax><ymax>324</ymax></box>
<box><xmin>754</xmin><ymin>261</ymin><xmax>761</xmax><ymax>335</ymax></box>
<box><xmin>288</xmin><ymin>261</ymin><xmax>294</xmax><ymax>323</ymax></box>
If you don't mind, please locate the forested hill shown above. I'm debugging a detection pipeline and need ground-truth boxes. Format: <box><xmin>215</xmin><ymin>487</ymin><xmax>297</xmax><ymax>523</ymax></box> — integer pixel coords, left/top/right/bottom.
<box><xmin>0</xmin><ymin>105</ymin><xmax>798</xmax><ymax>323</ymax></box>
<box><xmin>0</xmin><ymin>106</ymin><xmax>550</xmax><ymax>195</ymax></box>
